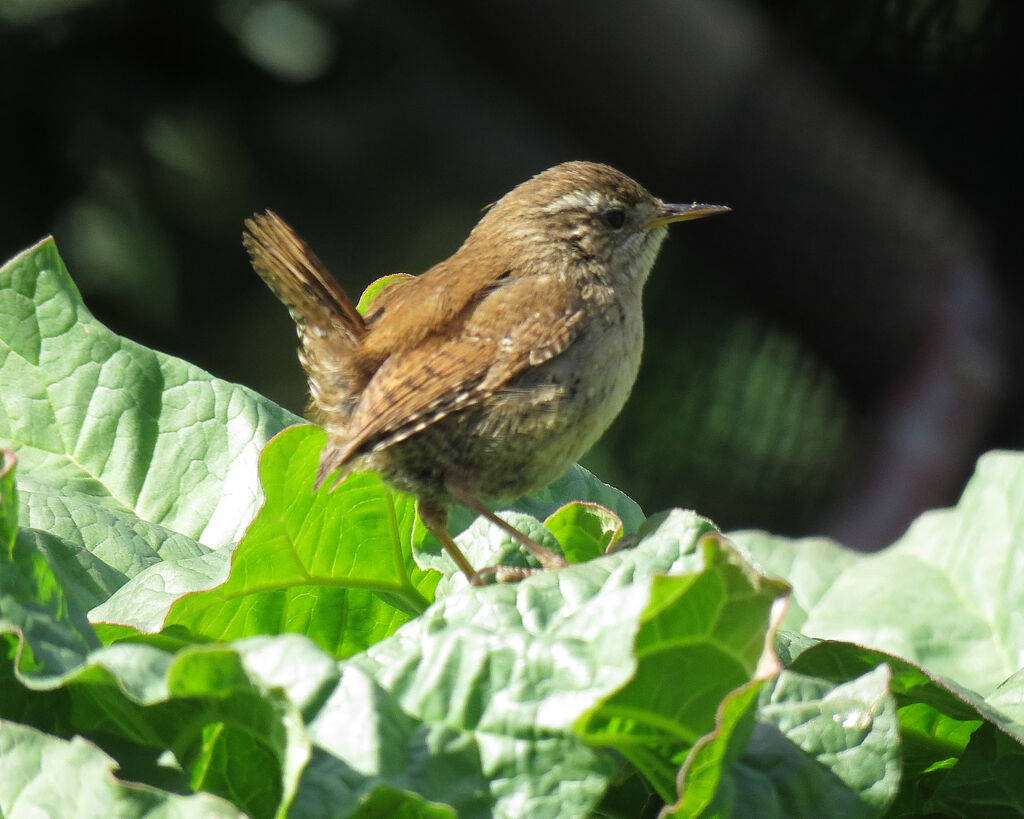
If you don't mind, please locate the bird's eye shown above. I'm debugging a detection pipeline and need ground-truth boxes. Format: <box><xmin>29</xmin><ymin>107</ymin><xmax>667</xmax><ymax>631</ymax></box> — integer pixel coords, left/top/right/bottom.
<box><xmin>600</xmin><ymin>208</ymin><xmax>626</xmax><ymax>229</ymax></box>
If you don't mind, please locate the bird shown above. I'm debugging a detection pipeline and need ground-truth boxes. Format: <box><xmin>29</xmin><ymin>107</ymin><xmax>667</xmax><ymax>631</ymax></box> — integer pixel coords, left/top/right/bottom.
<box><xmin>243</xmin><ymin>161</ymin><xmax>728</xmax><ymax>583</ymax></box>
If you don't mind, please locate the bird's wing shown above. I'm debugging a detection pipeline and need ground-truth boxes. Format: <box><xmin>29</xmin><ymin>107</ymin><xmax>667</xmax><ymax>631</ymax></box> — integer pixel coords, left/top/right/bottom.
<box><xmin>333</xmin><ymin>274</ymin><xmax>585</xmax><ymax>466</ymax></box>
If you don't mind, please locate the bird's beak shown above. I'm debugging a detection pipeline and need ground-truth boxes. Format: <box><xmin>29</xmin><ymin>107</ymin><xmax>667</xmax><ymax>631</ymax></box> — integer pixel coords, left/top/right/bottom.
<box><xmin>648</xmin><ymin>201</ymin><xmax>731</xmax><ymax>228</ymax></box>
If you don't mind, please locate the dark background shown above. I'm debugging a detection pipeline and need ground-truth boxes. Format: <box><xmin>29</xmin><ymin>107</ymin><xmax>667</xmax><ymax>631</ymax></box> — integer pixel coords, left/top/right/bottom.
<box><xmin>2</xmin><ymin>0</ymin><xmax>1019</xmax><ymax>549</ymax></box>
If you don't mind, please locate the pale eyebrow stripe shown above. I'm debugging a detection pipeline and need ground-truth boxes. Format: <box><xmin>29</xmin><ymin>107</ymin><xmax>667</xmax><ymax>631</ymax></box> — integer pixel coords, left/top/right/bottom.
<box><xmin>541</xmin><ymin>189</ymin><xmax>605</xmax><ymax>213</ymax></box>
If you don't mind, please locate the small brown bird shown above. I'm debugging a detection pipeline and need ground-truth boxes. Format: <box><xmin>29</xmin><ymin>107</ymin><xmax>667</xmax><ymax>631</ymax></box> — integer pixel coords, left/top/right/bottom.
<box><xmin>244</xmin><ymin>161</ymin><xmax>727</xmax><ymax>582</ymax></box>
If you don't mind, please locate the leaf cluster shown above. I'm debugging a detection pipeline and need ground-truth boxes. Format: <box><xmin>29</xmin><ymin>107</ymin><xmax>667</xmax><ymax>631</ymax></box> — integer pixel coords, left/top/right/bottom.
<box><xmin>2</xmin><ymin>240</ymin><xmax>1023</xmax><ymax>816</ymax></box>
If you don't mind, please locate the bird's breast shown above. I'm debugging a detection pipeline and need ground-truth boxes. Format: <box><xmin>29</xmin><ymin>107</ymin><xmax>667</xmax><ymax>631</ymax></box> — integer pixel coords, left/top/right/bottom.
<box><xmin>470</xmin><ymin>289</ymin><xmax>644</xmax><ymax>493</ymax></box>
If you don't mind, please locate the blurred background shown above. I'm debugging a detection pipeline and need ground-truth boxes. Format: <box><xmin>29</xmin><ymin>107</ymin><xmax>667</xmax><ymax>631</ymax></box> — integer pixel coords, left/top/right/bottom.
<box><xmin>1</xmin><ymin>0</ymin><xmax>1018</xmax><ymax>549</ymax></box>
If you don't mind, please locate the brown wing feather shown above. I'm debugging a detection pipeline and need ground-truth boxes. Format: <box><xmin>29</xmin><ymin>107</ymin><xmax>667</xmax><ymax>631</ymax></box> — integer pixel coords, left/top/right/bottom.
<box><xmin>358</xmin><ymin>246</ymin><xmax>512</xmax><ymax>361</ymax></box>
<box><xmin>335</xmin><ymin>274</ymin><xmax>585</xmax><ymax>465</ymax></box>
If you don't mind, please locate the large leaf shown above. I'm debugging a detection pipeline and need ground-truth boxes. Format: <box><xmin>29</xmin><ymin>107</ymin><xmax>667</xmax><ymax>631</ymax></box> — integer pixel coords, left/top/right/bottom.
<box><xmin>161</xmin><ymin>426</ymin><xmax>438</xmax><ymax>658</ymax></box>
<box><xmin>335</xmin><ymin>514</ymin><xmax>786</xmax><ymax>817</ymax></box>
<box><xmin>736</xmin><ymin>666</ymin><xmax>901</xmax><ymax>817</ymax></box>
<box><xmin>0</xmin><ymin>719</ymin><xmax>245</xmax><ymax>818</ymax></box>
<box><xmin>1</xmin><ymin>450</ymin><xmax>99</xmax><ymax>686</ymax></box>
<box><xmin>575</xmin><ymin>535</ymin><xmax>787</xmax><ymax>802</ymax></box>
<box><xmin>731</xmin><ymin>450</ymin><xmax>1024</xmax><ymax>694</ymax></box>
<box><xmin>6</xmin><ymin>236</ymin><xmax>1024</xmax><ymax>816</ymax></box>
<box><xmin>7</xmin><ymin>463</ymin><xmax>792</xmax><ymax>818</ymax></box>
<box><xmin>778</xmin><ymin>635</ymin><xmax>1024</xmax><ymax>815</ymax></box>
<box><xmin>95</xmin><ymin>425</ymin><xmax>644</xmax><ymax>658</ymax></box>
<box><xmin>732</xmin><ymin>449</ymin><xmax>1024</xmax><ymax>816</ymax></box>
<box><xmin>0</xmin><ymin>238</ymin><xmax>300</xmax><ymax>615</ymax></box>
<box><xmin>4</xmin><ymin>631</ymin><xmax>325</xmax><ymax>818</ymax></box>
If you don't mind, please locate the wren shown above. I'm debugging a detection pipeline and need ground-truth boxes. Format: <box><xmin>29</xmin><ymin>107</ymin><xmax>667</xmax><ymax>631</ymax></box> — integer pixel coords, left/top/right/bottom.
<box><xmin>244</xmin><ymin>161</ymin><xmax>728</xmax><ymax>583</ymax></box>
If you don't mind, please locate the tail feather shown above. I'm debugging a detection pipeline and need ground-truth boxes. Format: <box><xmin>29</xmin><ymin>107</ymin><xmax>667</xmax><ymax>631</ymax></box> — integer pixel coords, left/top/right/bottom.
<box><xmin>243</xmin><ymin>210</ymin><xmax>366</xmax><ymax>342</ymax></box>
<box><xmin>244</xmin><ymin>210</ymin><xmax>366</xmax><ymax>438</ymax></box>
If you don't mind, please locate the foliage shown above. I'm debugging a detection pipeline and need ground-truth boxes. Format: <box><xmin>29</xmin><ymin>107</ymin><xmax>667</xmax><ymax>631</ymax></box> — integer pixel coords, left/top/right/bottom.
<box><xmin>3</xmin><ymin>238</ymin><xmax>1024</xmax><ymax>816</ymax></box>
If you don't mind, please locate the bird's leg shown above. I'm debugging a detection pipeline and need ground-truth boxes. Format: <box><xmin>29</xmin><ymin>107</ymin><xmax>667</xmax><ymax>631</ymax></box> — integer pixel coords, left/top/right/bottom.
<box><xmin>446</xmin><ymin>481</ymin><xmax>568</xmax><ymax>571</ymax></box>
<box><xmin>417</xmin><ymin>500</ymin><xmax>483</xmax><ymax>585</ymax></box>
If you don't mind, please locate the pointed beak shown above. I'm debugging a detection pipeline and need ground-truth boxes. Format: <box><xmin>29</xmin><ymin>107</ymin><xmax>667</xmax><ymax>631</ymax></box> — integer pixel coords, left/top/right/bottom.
<box><xmin>648</xmin><ymin>201</ymin><xmax>731</xmax><ymax>229</ymax></box>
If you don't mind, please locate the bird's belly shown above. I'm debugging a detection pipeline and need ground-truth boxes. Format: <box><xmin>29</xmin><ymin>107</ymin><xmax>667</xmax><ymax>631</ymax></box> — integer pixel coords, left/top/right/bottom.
<box><xmin>464</xmin><ymin>308</ymin><xmax>643</xmax><ymax>497</ymax></box>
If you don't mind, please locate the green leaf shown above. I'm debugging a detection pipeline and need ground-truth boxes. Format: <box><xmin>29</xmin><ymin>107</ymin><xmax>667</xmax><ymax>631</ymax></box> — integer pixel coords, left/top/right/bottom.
<box><xmin>986</xmin><ymin>668</ymin><xmax>1024</xmax><ymax>733</ymax></box>
<box><xmin>722</xmin><ymin>666</ymin><xmax>902</xmax><ymax>818</ymax></box>
<box><xmin>333</xmin><ymin>511</ymin><xmax>778</xmax><ymax>816</ymax></box>
<box><xmin>1</xmin><ymin>450</ymin><xmax>15</xmax><ymax>555</ymax></box>
<box><xmin>0</xmin><ymin>238</ymin><xmax>300</xmax><ymax>616</ymax></box>
<box><xmin>667</xmin><ymin>674</ymin><xmax>767</xmax><ymax>817</ymax></box>
<box><xmin>575</xmin><ymin>535</ymin><xmax>787</xmax><ymax>803</ymax></box>
<box><xmin>0</xmin><ymin>451</ymin><xmax>99</xmax><ymax>685</ymax></box>
<box><xmin>514</xmin><ymin>463</ymin><xmax>645</xmax><ymax>532</ymax></box>
<box><xmin>294</xmin><ymin>665</ymin><xmax>470</xmax><ymax>818</ymax></box>
<box><xmin>928</xmin><ymin>722</ymin><xmax>1024</xmax><ymax>815</ymax></box>
<box><xmin>355</xmin><ymin>272</ymin><xmax>415</xmax><ymax>313</ymax></box>
<box><xmin>0</xmin><ymin>719</ymin><xmax>245</xmax><ymax>818</ymax></box>
<box><xmin>6</xmin><ymin>232</ymin><xmax>1024</xmax><ymax>816</ymax></box>
<box><xmin>1</xmin><ymin>450</ymin><xmax>80</xmax><ymax>734</ymax></box>
<box><xmin>729</xmin><ymin>449</ymin><xmax>1024</xmax><ymax>813</ymax></box>
<box><xmin>23</xmin><ymin>635</ymin><xmax>325</xmax><ymax>819</ymax></box>
<box><xmin>159</xmin><ymin>425</ymin><xmax>438</xmax><ymax>658</ymax></box>
<box><xmin>731</xmin><ymin>451</ymin><xmax>1024</xmax><ymax>694</ymax></box>
<box><xmin>777</xmin><ymin>636</ymin><xmax>1024</xmax><ymax>815</ymax></box>
<box><xmin>544</xmin><ymin>501</ymin><xmax>624</xmax><ymax>562</ymax></box>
